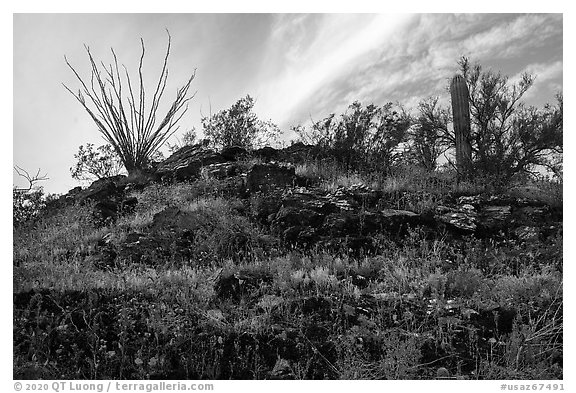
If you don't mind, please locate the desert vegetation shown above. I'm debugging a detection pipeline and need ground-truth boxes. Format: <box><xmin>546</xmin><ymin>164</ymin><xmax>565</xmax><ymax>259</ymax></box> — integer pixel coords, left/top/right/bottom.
<box><xmin>13</xmin><ymin>53</ymin><xmax>562</xmax><ymax>380</ymax></box>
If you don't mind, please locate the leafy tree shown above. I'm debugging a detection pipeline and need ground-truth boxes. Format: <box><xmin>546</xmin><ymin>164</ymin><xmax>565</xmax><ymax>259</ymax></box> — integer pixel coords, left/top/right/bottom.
<box><xmin>404</xmin><ymin>97</ymin><xmax>451</xmax><ymax>171</ymax></box>
<box><xmin>71</xmin><ymin>143</ymin><xmax>125</xmax><ymax>182</ymax></box>
<box><xmin>459</xmin><ymin>57</ymin><xmax>562</xmax><ymax>180</ymax></box>
<box><xmin>409</xmin><ymin>58</ymin><xmax>562</xmax><ymax>182</ymax></box>
<box><xmin>297</xmin><ymin>101</ymin><xmax>411</xmax><ymax>172</ymax></box>
<box><xmin>202</xmin><ymin>95</ymin><xmax>280</xmax><ymax>150</ymax></box>
<box><xmin>63</xmin><ymin>31</ymin><xmax>195</xmax><ymax>176</ymax></box>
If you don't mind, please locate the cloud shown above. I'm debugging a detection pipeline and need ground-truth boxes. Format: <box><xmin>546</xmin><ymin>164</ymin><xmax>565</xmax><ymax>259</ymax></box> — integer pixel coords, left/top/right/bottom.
<box><xmin>253</xmin><ymin>14</ymin><xmax>416</xmax><ymax>128</ymax></box>
<box><xmin>460</xmin><ymin>14</ymin><xmax>561</xmax><ymax>59</ymax></box>
<box><xmin>254</xmin><ymin>13</ymin><xmax>562</xmax><ymax>132</ymax></box>
<box><xmin>524</xmin><ymin>61</ymin><xmax>563</xmax><ymax>84</ymax></box>
<box><xmin>510</xmin><ymin>60</ymin><xmax>563</xmax><ymax>101</ymax></box>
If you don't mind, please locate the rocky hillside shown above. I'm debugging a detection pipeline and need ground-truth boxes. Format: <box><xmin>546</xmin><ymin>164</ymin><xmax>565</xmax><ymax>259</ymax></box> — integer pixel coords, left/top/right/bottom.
<box><xmin>48</xmin><ymin>143</ymin><xmax>562</xmax><ymax>260</ymax></box>
<box><xmin>13</xmin><ymin>143</ymin><xmax>563</xmax><ymax>380</ymax></box>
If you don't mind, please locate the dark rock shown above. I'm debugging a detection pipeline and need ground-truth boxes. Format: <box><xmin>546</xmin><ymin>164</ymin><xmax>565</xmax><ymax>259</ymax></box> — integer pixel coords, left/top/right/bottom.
<box><xmin>79</xmin><ymin>176</ymin><xmax>125</xmax><ymax>204</ymax></box>
<box><xmin>246</xmin><ymin>163</ymin><xmax>296</xmax><ymax>193</ymax></box>
<box><xmin>329</xmin><ymin>183</ymin><xmax>382</xmax><ymax>210</ymax></box>
<box><xmin>150</xmin><ymin>206</ymin><xmax>185</xmax><ymax>231</ymax></box>
<box><xmin>220</xmin><ymin>146</ymin><xmax>249</xmax><ymax>161</ymax></box>
<box><xmin>272</xmin><ymin>206</ymin><xmax>324</xmax><ymax>229</ymax></box>
<box><xmin>253</xmin><ymin>146</ymin><xmax>280</xmax><ymax>162</ymax></box>
<box><xmin>94</xmin><ymin>200</ymin><xmax>118</xmax><ymax>222</ymax></box>
<box><xmin>200</xmin><ymin>162</ymin><xmax>238</xmax><ymax>179</ymax></box>
<box><xmin>68</xmin><ymin>186</ymin><xmax>82</xmax><ymax>195</ymax></box>
<box><xmin>282</xmin><ymin>188</ymin><xmax>337</xmax><ymax>215</ymax></box>
<box><xmin>379</xmin><ymin>209</ymin><xmax>423</xmax><ymax>233</ymax></box>
<box><xmin>477</xmin><ymin>205</ymin><xmax>512</xmax><ymax>232</ymax></box>
<box><xmin>279</xmin><ymin>226</ymin><xmax>317</xmax><ymax>245</ymax></box>
<box><xmin>121</xmin><ymin>171</ymin><xmax>157</xmax><ymax>191</ymax></box>
<box><xmin>91</xmin><ymin>196</ymin><xmax>137</xmax><ymax>223</ymax></box>
<box><xmin>436</xmin><ymin>204</ymin><xmax>477</xmax><ymax>232</ymax></box>
<box><xmin>156</xmin><ymin>144</ymin><xmax>228</xmax><ymax>181</ymax></box>
<box><xmin>214</xmin><ymin>270</ymin><xmax>273</xmax><ymax>301</ymax></box>
<box><xmin>321</xmin><ymin>213</ymin><xmax>356</xmax><ymax>236</ymax></box>
<box><xmin>118</xmin><ymin>236</ymin><xmax>166</xmax><ymax>266</ymax></box>
<box><xmin>120</xmin><ymin>196</ymin><xmax>138</xmax><ymax>213</ymax></box>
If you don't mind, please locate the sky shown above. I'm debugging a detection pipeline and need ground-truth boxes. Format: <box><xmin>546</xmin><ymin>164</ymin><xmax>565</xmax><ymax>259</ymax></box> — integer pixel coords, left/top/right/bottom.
<box><xmin>13</xmin><ymin>13</ymin><xmax>563</xmax><ymax>194</ymax></box>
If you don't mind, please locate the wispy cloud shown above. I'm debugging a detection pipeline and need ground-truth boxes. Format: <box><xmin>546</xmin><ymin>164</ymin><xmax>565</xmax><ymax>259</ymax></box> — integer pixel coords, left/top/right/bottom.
<box><xmin>460</xmin><ymin>14</ymin><xmax>561</xmax><ymax>59</ymax></box>
<box><xmin>510</xmin><ymin>60</ymin><xmax>563</xmax><ymax>101</ymax></box>
<box><xmin>254</xmin><ymin>13</ymin><xmax>562</xmax><ymax>132</ymax></box>
<box><xmin>253</xmin><ymin>14</ymin><xmax>416</xmax><ymax>127</ymax></box>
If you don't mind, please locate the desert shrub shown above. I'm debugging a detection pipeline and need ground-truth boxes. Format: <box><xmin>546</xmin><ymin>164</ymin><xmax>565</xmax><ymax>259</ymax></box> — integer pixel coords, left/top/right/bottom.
<box><xmin>13</xmin><ymin>187</ymin><xmax>46</xmax><ymax>228</ymax></box>
<box><xmin>460</xmin><ymin>58</ymin><xmax>562</xmax><ymax>181</ymax></box>
<box><xmin>296</xmin><ymin>101</ymin><xmax>411</xmax><ymax>174</ymax></box>
<box><xmin>491</xmin><ymin>270</ymin><xmax>562</xmax><ymax>311</ymax></box>
<box><xmin>445</xmin><ymin>268</ymin><xmax>485</xmax><ymax>298</ymax></box>
<box><xmin>202</xmin><ymin>95</ymin><xmax>281</xmax><ymax>150</ymax></box>
<box><xmin>70</xmin><ymin>143</ymin><xmax>125</xmax><ymax>182</ymax></box>
<box><xmin>338</xmin><ymin>327</ymin><xmax>422</xmax><ymax>379</ymax></box>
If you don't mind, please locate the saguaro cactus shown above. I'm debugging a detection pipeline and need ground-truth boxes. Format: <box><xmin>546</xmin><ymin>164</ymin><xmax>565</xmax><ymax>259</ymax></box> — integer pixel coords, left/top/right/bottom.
<box><xmin>450</xmin><ymin>74</ymin><xmax>473</xmax><ymax>178</ymax></box>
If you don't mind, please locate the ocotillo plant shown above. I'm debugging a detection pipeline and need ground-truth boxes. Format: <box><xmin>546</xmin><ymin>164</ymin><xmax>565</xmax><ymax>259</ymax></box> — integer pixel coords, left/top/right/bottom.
<box><xmin>450</xmin><ymin>74</ymin><xmax>473</xmax><ymax>179</ymax></box>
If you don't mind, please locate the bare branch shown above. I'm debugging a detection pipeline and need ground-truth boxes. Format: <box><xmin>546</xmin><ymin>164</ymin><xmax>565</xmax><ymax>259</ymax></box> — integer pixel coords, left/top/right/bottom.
<box><xmin>14</xmin><ymin>165</ymin><xmax>48</xmax><ymax>193</ymax></box>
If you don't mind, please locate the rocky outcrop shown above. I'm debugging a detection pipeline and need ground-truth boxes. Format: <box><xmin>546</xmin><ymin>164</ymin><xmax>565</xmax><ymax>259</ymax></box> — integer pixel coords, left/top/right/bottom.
<box><xmin>70</xmin><ymin>176</ymin><xmax>137</xmax><ymax>223</ymax></box>
<box><xmin>249</xmin><ymin>184</ymin><xmax>562</xmax><ymax>251</ymax></box>
<box><xmin>156</xmin><ymin>144</ymin><xmax>228</xmax><ymax>181</ymax></box>
<box><xmin>435</xmin><ymin>194</ymin><xmax>562</xmax><ymax>239</ymax></box>
<box><xmin>200</xmin><ymin>162</ymin><xmax>239</xmax><ymax>180</ymax></box>
<box><xmin>253</xmin><ymin>143</ymin><xmax>319</xmax><ymax>163</ymax></box>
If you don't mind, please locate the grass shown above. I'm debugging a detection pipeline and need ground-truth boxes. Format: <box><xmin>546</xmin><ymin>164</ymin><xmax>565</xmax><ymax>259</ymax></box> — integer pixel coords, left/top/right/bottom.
<box><xmin>13</xmin><ymin>162</ymin><xmax>562</xmax><ymax>380</ymax></box>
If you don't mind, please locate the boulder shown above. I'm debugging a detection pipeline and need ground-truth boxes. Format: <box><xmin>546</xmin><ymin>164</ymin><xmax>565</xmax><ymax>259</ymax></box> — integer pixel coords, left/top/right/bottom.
<box><xmin>220</xmin><ymin>145</ymin><xmax>249</xmax><ymax>161</ymax></box>
<box><xmin>437</xmin><ymin>206</ymin><xmax>477</xmax><ymax>232</ymax></box>
<box><xmin>200</xmin><ymin>162</ymin><xmax>238</xmax><ymax>180</ymax></box>
<box><xmin>77</xmin><ymin>175</ymin><xmax>126</xmax><ymax>204</ymax></box>
<box><xmin>253</xmin><ymin>146</ymin><xmax>280</xmax><ymax>162</ymax></box>
<box><xmin>379</xmin><ymin>209</ymin><xmax>423</xmax><ymax>233</ymax></box>
<box><xmin>214</xmin><ymin>270</ymin><xmax>273</xmax><ymax>301</ymax></box>
<box><xmin>155</xmin><ymin>144</ymin><xmax>228</xmax><ymax>181</ymax></box>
